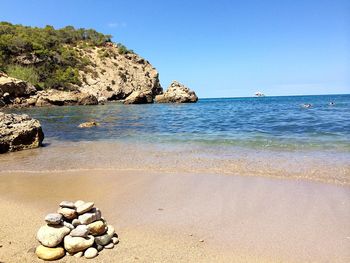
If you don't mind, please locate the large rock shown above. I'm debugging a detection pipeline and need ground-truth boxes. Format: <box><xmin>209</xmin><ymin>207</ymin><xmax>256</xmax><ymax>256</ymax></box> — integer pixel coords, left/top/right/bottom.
<box><xmin>78</xmin><ymin>45</ymin><xmax>162</xmax><ymax>104</ymax></box>
<box><xmin>36</xmin><ymin>225</ymin><xmax>71</xmax><ymax>248</ymax></box>
<box><xmin>35</xmin><ymin>245</ymin><xmax>65</xmax><ymax>261</ymax></box>
<box><xmin>78</xmin><ymin>93</ymin><xmax>98</xmax><ymax>105</ymax></box>
<box><xmin>35</xmin><ymin>90</ymin><xmax>97</xmax><ymax>107</ymax></box>
<box><xmin>0</xmin><ymin>113</ymin><xmax>44</xmax><ymax>153</ymax></box>
<box><xmin>64</xmin><ymin>235</ymin><xmax>95</xmax><ymax>253</ymax></box>
<box><xmin>155</xmin><ymin>81</ymin><xmax>198</xmax><ymax>103</ymax></box>
<box><xmin>0</xmin><ymin>72</ymin><xmax>36</xmax><ymax>102</ymax></box>
<box><xmin>123</xmin><ymin>90</ymin><xmax>152</xmax><ymax>104</ymax></box>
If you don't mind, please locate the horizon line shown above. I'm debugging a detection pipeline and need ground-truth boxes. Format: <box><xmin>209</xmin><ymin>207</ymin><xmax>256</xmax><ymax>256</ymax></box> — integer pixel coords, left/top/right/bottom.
<box><xmin>198</xmin><ymin>93</ymin><xmax>350</xmax><ymax>100</ymax></box>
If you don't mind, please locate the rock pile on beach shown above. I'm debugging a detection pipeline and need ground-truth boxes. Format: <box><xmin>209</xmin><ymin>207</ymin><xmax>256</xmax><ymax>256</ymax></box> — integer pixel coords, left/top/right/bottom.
<box><xmin>35</xmin><ymin>200</ymin><xmax>118</xmax><ymax>260</ymax></box>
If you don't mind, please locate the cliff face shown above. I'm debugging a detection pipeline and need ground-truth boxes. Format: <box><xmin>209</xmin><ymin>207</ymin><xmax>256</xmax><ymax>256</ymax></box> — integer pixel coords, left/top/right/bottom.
<box><xmin>77</xmin><ymin>44</ymin><xmax>163</xmax><ymax>103</ymax></box>
<box><xmin>0</xmin><ymin>44</ymin><xmax>163</xmax><ymax>107</ymax></box>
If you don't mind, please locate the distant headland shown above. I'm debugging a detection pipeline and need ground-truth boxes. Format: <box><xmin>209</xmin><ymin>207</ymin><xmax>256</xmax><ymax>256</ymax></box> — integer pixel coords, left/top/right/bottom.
<box><xmin>0</xmin><ymin>22</ymin><xmax>197</xmax><ymax>108</ymax></box>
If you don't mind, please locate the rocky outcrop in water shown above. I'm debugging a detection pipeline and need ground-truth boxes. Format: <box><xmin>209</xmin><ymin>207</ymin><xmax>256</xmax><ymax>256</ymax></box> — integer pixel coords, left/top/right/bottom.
<box><xmin>0</xmin><ymin>113</ymin><xmax>44</xmax><ymax>153</ymax></box>
<box><xmin>155</xmin><ymin>81</ymin><xmax>198</xmax><ymax>103</ymax></box>
<box><xmin>35</xmin><ymin>200</ymin><xmax>118</xmax><ymax>260</ymax></box>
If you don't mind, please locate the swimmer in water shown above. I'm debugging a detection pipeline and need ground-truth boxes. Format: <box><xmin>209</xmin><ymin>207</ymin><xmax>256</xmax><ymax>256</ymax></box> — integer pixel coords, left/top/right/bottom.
<box><xmin>329</xmin><ymin>101</ymin><xmax>335</xmax><ymax>106</ymax></box>
<box><xmin>302</xmin><ymin>103</ymin><xmax>312</xmax><ymax>108</ymax></box>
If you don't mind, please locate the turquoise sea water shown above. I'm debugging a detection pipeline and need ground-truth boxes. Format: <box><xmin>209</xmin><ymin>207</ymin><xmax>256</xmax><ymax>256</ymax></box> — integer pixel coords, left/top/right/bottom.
<box><xmin>8</xmin><ymin>94</ymin><xmax>350</xmax><ymax>152</ymax></box>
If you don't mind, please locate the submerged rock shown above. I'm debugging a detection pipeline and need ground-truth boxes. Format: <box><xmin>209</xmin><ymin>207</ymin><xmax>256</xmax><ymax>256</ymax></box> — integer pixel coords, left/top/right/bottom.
<box><xmin>0</xmin><ymin>113</ymin><xmax>44</xmax><ymax>153</ymax></box>
<box><xmin>78</xmin><ymin>121</ymin><xmax>99</xmax><ymax>128</ymax></box>
<box><xmin>155</xmin><ymin>81</ymin><xmax>198</xmax><ymax>103</ymax></box>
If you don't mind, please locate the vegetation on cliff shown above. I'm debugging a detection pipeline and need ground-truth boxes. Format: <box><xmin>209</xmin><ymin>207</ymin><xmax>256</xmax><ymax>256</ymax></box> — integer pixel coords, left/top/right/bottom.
<box><xmin>0</xmin><ymin>22</ymin><xmax>132</xmax><ymax>90</ymax></box>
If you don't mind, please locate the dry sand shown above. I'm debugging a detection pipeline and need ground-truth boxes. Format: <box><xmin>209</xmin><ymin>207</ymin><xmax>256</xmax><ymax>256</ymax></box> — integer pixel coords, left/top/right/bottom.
<box><xmin>0</xmin><ymin>170</ymin><xmax>349</xmax><ymax>262</ymax></box>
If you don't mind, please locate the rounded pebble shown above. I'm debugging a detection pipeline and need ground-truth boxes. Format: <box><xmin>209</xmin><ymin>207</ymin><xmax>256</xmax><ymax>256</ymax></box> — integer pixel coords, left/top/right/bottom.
<box><xmin>74</xmin><ymin>200</ymin><xmax>85</xmax><ymax>208</ymax></box>
<box><xmin>112</xmin><ymin>237</ymin><xmax>119</xmax><ymax>244</ymax></box>
<box><xmin>70</xmin><ymin>225</ymin><xmax>89</xmax><ymax>237</ymax></box>
<box><xmin>57</xmin><ymin>207</ymin><xmax>77</xmax><ymax>220</ymax></box>
<box><xmin>104</xmin><ymin>242</ymin><xmax>114</xmax><ymax>249</ymax></box>
<box><xmin>44</xmin><ymin>213</ymin><xmax>62</xmax><ymax>225</ymax></box>
<box><xmin>36</xmin><ymin>245</ymin><xmax>65</xmax><ymax>260</ymax></box>
<box><xmin>59</xmin><ymin>201</ymin><xmax>75</xmax><ymax>208</ymax></box>
<box><xmin>84</xmin><ymin>247</ymin><xmax>98</xmax><ymax>259</ymax></box>
<box><xmin>76</xmin><ymin>202</ymin><xmax>94</xmax><ymax>214</ymax></box>
<box><xmin>73</xmin><ymin>251</ymin><xmax>83</xmax><ymax>258</ymax></box>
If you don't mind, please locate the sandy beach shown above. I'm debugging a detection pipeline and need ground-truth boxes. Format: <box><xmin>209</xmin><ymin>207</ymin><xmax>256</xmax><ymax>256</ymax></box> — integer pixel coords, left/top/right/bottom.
<box><xmin>0</xmin><ymin>169</ymin><xmax>349</xmax><ymax>262</ymax></box>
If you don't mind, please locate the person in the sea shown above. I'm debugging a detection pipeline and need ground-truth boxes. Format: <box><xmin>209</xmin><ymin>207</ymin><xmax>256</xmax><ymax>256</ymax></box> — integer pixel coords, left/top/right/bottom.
<box><xmin>302</xmin><ymin>103</ymin><xmax>312</xmax><ymax>108</ymax></box>
<box><xmin>329</xmin><ymin>101</ymin><xmax>335</xmax><ymax>106</ymax></box>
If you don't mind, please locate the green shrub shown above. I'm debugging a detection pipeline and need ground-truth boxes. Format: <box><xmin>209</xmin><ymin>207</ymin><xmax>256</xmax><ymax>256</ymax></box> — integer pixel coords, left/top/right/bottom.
<box><xmin>6</xmin><ymin>64</ymin><xmax>39</xmax><ymax>86</ymax></box>
<box><xmin>0</xmin><ymin>22</ymin><xmax>123</xmax><ymax>89</ymax></box>
<box><xmin>47</xmin><ymin>66</ymin><xmax>81</xmax><ymax>89</ymax></box>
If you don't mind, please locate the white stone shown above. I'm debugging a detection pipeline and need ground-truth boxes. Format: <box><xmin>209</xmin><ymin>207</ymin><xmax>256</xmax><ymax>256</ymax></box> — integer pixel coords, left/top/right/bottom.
<box><xmin>64</xmin><ymin>235</ymin><xmax>94</xmax><ymax>253</ymax></box>
<box><xmin>36</xmin><ymin>225</ymin><xmax>70</xmax><ymax>248</ymax></box>
<box><xmin>76</xmin><ymin>202</ymin><xmax>94</xmax><ymax>214</ymax></box>
<box><xmin>84</xmin><ymin>247</ymin><xmax>98</xmax><ymax>259</ymax></box>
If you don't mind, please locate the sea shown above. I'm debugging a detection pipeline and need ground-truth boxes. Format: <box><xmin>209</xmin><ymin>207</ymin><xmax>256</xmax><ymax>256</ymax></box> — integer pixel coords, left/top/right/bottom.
<box><xmin>1</xmin><ymin>94</ymin><xmax>350</xmax><ymax>184</ymax></box>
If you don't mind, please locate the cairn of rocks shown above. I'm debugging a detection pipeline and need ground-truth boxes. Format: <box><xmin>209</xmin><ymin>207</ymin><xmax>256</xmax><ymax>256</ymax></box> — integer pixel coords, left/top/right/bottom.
<box><xmin>35</xmin><ymin>200</ymin><xmax>119</xmax><ymax>260</ymax></box>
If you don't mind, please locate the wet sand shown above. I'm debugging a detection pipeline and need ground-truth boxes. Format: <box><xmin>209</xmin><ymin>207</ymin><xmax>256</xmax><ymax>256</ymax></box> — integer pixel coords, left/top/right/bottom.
<box><xmin>0</xmin><ymin>170</ymin><xmax>349</xmax><ymax>262</ymax></box>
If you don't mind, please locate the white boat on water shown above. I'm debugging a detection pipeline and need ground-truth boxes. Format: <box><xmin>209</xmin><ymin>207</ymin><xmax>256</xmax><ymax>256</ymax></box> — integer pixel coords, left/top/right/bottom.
<box><xmin>254</xmin><ymin>91</ymin><xmax>265</xmax><ymax>97</ymax></box>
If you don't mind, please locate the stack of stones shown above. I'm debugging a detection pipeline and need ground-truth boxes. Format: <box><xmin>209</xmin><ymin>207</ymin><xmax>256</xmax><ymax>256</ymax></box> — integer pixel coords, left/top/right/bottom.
<box><xmin>35</xmin><ymin>200</ymin><xmax>119</xmax><ymax>260</ymax></box>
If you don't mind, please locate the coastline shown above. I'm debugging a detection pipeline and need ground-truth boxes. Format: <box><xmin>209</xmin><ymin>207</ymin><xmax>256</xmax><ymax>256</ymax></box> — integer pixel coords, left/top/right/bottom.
<box><xmin>0</xmin><ymin>170</ymin><xmax>349</xmax><ymax>262</ymax></box>
<box><xmin>1</xmin><ymin>140</ymin><xmax>349</xmax><ymax>185</ymax></box>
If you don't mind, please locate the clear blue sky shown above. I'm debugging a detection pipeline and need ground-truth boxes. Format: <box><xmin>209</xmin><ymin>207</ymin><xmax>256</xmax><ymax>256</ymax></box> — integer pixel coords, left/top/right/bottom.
<box><xmin>1</xmin><ymin>0</ymin><xmax>349</xmax><ymax>97</ymax></box>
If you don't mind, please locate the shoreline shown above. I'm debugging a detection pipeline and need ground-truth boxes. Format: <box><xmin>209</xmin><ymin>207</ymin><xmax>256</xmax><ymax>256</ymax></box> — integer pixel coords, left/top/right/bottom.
<box><xmin>0</xmin><ymin>170</ymin><xmax>349</xmax><ymax>262</ymax></box>
<box><xmin>1</xmin><ymin>140</ymin><xmax>349</xmax><ymax>186</ymax></box>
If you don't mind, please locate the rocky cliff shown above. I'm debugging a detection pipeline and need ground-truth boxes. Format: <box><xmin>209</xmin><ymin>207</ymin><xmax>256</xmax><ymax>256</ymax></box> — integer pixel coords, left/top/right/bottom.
<box><xmin>0</xmin><ymin>23</ymin><xmax>198</xmax><ymax>107</ymax></box>
<box><xmin>0</xmin><ymin>44</ymin><xmax>163</xmax><ymax>107</ymax></box>
<box><xmin>77</xmin><ymin>43</ymin><xmax>163</xmax><ymax>104</ymax></box>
